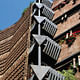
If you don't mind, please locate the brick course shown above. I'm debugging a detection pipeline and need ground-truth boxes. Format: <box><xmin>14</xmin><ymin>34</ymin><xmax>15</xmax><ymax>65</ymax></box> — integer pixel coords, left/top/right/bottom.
<box><xmin>52</xmin><ymin>0</ymin><xmax>80</xmax><ymax>79</ymax></box>
<box><xmin>0</xmin><ymin>6</ymin><xmax>31</xmax><ymax>80</ymax></box>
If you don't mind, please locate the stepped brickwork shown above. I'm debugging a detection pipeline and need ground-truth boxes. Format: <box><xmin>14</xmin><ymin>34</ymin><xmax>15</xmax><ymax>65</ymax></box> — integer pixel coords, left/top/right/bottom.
<box><xmin>0</xmin><ymin>0</ymin><xmax>80</xmax><ymax>80</ymax></box>
<box><xmin>0</xmin><ymin>6</ymin><xmax>31</xmax><ymax>80</ymax></box>
<box><xmin>52</xmin><ymin>0</ymin><xmax>80</xmax><ymax>80</ymax></box>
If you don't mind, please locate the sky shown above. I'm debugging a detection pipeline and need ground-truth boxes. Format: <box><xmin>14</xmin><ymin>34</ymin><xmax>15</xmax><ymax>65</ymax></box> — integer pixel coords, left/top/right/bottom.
<box><xmin>0</xmin><ymin>0</ymin><xmax>34</xmax><ymax>30</ymax></box>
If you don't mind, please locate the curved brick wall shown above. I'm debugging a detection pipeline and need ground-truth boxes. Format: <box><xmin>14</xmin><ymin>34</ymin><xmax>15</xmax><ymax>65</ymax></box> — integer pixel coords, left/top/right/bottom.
<box><xmin>0</xmin><ymin>7</ymin><xmax>31</xmax><ymax>80</ymax></box>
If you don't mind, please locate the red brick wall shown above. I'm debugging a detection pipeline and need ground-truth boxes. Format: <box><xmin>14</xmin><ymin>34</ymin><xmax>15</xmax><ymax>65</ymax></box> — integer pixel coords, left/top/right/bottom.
<box><xmin>57</xmin><ymin>35</ymin><xmax>80</xmax><ymax>63</ymax></box>
<box><xmin>52</xmin><ymin>0</ymin><xmax>80</xmax><ymax>20</ymax></box>
<box><xmin>52</xmin><ymin>0</ymin><xmax>80</xmax><ymax>79</ymax></box>
<box><xmin>54</xmin><ymin>11</ymin><xmax>80</xmax><ymax>37</ymax></box>
<box><xmin>0</xmin><ymin>6</ymin><xmax>31</xmax><ymax>80</ymax></box>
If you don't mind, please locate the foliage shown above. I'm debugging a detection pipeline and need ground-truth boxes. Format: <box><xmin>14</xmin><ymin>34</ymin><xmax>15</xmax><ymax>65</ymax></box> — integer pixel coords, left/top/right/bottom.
<box><xmin>59</xmin><ymin>69</ymin><xmax>77</xmax><ymax>80</ymax></box>
<box><xmin>22</xmin><ymin>2</ymin><xmax>33</xmax><ymax>15</ymax></box>
<box><xmin>22</xmin><ymin>7</ymin><xmax>29</xmax><ymax>15</ymax></box>
<box><xmin>66</xmin><ymin>34</ymin><xmax>76</xmax><ymax>47</ymax></box>
<box><xmin>58</xmin><ymin>30</ymin><xmax>80</xmax><ymax>46</ymax></box>
<box><xmin>70</xmin><ymin>63</ymin><xmax>73</xmax><ymax>69</ymax></box>
<box><xmin>70</xmin><ymin>63</ymin><xmax>78</xmax><ymax>69</ymax></box>
<box><xmin>30</xmin><ymin>1</ymin><xmax>34</xmax><ymax>5</ymax></box>
<box><xmin>59</xmin><ymin>40</ymin><xmax>64</xmax><ymax>45</ymax></box>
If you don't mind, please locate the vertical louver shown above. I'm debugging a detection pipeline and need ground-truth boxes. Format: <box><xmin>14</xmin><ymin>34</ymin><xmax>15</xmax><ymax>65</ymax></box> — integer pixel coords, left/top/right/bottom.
<box><xmin>42</xmin><ymin>18</ymin><xmax>57</xmax><ymax>36</ymax></box>
<box><xmin>46</xmin><ymin>68</ymin><xmax>65</xmax><ymax>80</ymax></box>
<box><xmin>42</xmin><ymin>0</ymin><xmax>52</xmax><ymax>8</ymax></box>
<box><xmin>42</xmin><ymin>5</ymin><xmax>54</xmax><ymax>20</ymax></box>
<box><xmin>29</xmin><ymin>0</ymin><xmax>65</xmax><ymax>80</ymax></box>
<box><xmin>43</xmin><ymin>37</ymin><xmax>61</xmax><ymax>60</ymax></box>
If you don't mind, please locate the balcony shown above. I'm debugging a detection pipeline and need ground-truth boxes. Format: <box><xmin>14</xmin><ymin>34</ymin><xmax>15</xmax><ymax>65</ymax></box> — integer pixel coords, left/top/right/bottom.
<box><xmin>29</xmin><ymin>35</ymin><xmax>61</xmax><ymax>65</ymax></box>
<box><xmin>28</xmin><ymin>66</ymin><xmax>64</xmax><ymax>80</ymax></box>
<box><xmin>56</xmin><ymin>29</ymin><xmax>80</xmax><ymax>63</ymax></box>
<box><xmin>42</xmin><ymin>17</ymin><xmax>57</xmax><ymax>36</ymax></box>
<box><xmin>54</xmin><ymin>11</ymin><xmax>80</xmax><ymax>37</ymax></box>
<box><xmin>48</xmin><ymin>67</ymin><xmax>65</xmax><ymax>80</ymax></box>
<box><xmin>42</xmin><ymin>5</ymin><xmax>54</xmax><ymax>20</ymax></box>
<box><xmin>31</xmin><ymin>16</ymin><xmax>57</xmax><ymax>37</ymax></box>
<box><xmin>53</xmin><ymin>0</ymin><xmax>80</xmax><ymax>20</ymax></box>
<box><xmin>43</xmin><ymin>36</ymin><xmax>61</xmax><ymax>61</ymax></box>
<box><xmin>41</xmin><ymin>0</ymin><xmax>53</xmax><ymax>8</ymax></box>
<box><xmin>32</xmin><ymin>3</ymin><xmax>54</xmax><ymax>20</ymax></box>
<box><xmin>36</xmin><ymin>0</ymin><xmax>52</xmax><ymax>8</ymax></box>
<box><xmin>52</xmin><ymin>0</ymin><xmax>64</xmax><ymax>9</ymax></box>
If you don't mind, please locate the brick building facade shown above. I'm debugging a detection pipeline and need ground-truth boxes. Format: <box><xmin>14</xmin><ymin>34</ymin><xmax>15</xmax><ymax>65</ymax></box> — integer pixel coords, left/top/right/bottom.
<box><xmin>0</xmin><ymin>0</ymin><xmax>80</xmax><ymax>79</ymax></box>
<box><xmin>0</xmin><ymin>7</ymin><xmax>31</xmax><ymax>80</ymax></box>
<box><xmin>52</xmin><ymin>0</ymin><xmax>80</xmax><ymax>80</ymax></box>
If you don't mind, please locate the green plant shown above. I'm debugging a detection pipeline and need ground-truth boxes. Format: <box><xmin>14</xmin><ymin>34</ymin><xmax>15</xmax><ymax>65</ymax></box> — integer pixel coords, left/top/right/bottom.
<box><xmin>59</xmin><ymin>40</ymin><xmax>64</xmax><ymax>45</ymax></box>
<box><xmin>58</xmin><ymin>30</ymin><xmax>80</xmax><ymax>46</ymax></box>
<box><xmin>59</xmin><ymin>69</ymin><xmax>77</xmax><ymax>80</ymax></box>
<box><xmin>66</xmin><ymin>34</ymin><xmax>76</xmax><ymax>47</ymax></box>
<box><xmin>22</xmin><ymin>7</ymin><xmax>29</xmax><ymax>15</ymax></box>
<box><xmin>22</xmin><ymin>2</ymin><xmax>33</xmax><ymax>15</ymax></box>
<box><xmin>70</xmin><ymin>63</ymin><xmax>73</xmax><ymax>69</ymax></box>
<box><xmin>70</xmin><ymin>63</ymin><xmax>78</xmax><ymax>69</ymax></box>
